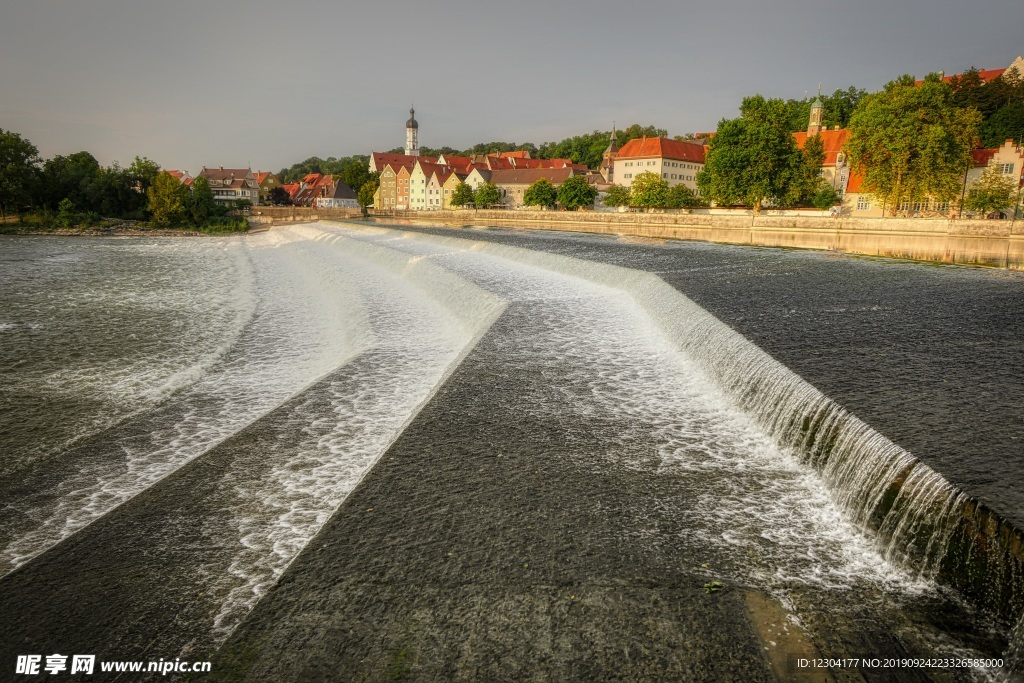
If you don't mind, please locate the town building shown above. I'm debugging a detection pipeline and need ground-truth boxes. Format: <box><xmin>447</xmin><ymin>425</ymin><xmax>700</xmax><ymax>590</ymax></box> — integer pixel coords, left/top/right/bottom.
<box><xmin>441</xmin><ymin>169</ymin><xmax>468</xmax><ymax>209</ymax></box>
<box><xmin>612</xmin><ymin>137</ymin><xmax>705</xmax><ymax>191</ymax></box>
<box><xmin>197</xmin><ymin>167</ymin><xmax>260</xmax><ymax>206</ymax></box>
<box><xmin>315</xmin><ymin>180</ymin><xmax>359</xmax><ymax>209</ymax></box>
<box><xmin>396</xmin><ymin>165</ymin><xmax>412</xmax><ymax>210</ymax></box>
<box><xmin>490</xmin><ymin>168</ymin><xmax>576</xmax><ymax>209</ymax></box>
<box><xmin>254</xmin><ymin>171</ymin><xmax>281</xmax><ymax>202</ymax></box>
<box><xmin>793</xmin><ymin>96</ymin><xmax>852</xmax><ymax>202</ymax></box>
<box><xmin>166</xmin><ymin>170</ymin><xmax>193</xmax><ymax>186</ymax></box>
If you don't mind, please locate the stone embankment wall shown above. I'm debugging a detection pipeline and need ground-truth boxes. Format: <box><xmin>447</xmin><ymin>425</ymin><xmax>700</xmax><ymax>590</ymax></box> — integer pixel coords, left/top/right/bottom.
<box><xmin>254</xmin><ymin>206</ymin><xmax>1024</xmax><ymax>269</ymax></box>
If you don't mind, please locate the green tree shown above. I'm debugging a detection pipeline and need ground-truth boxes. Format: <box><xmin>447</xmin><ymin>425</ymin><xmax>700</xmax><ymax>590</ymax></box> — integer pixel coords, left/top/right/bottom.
<box><xmin>811</xmin><ymin>185</ymin><xmax>842</xmax><ymax>210</ymax></box>
<box><xmin>474</xmin><ymin>182</ymin><xmax>503</xmax><ymax>208</ymax></box>
<box><xmin>979</xmin><ymin>100</ymin><xmax>1024</xmax><ymax>148</ymax></box>
<box><xmin>557</xmin><ymin>175</ymin><xmax>598</xmax><ymax>210</ymax></box>
<box><xmin>147</xmin><ymin>171</ymin><xmax>189</xmax><ymax>226</ymax></box>
<box><xmin>357</xmin><ymin>180</ymin><xmax>377</xmax><ymax>208</ymax></box>
<box><xmin>523</xmin><ymin>177</ymin><xmax>557</xmax><ymax>208</ymax></box>
<box><xmin>0</xmin><ymin>129</ymin><xmax>41</xmax><ymax>219</ymax></box>
<box><xmin>56</xmin><ymin>198</ymin><xmax>76</xmax><ymax>228</ymax></box>
<box><xmin>128</xmin><ymin>157</ymin><xmax>161</xmax><ymax>196</ymax></box>
<box><xmin>41</xmin><ymin>151</ymin><xmax>100</xmax><ymax>210</ymax></box>
<box><xmin>603</xmin><ymin>184</ymin><xmax>631</xmax><ymax>207</ymax></box>
<box><xmin>269</xmin><ymin>186</ymin><xmax>291</xmax><ymax>206</ymax></box>
<box><xmin>665</xmin><ymin>184</ymin><xmax>703</xmax><ymax>208</ymax></box>
<box><xmin>697</xmin><ymin>95</ymin><xmax>805</xmax><ymax>212</ymax></box>
<box><xmin>964</xmin><ymin>166</ymin><xmax>1017</xmax><ymax>215</ymax></box>
<box><xmin>846</xmin><ymin>74</ymin><xmax>981</xmax><ymax>216</ymax></box>
<box><xmin>450</xmin><ymin>182</ymin><xmax>475</xmax><ymax>207</ymax></box>
<box><xmin>186</xmin><ymin>176</ymin><xmax>217</xmax><ymax>226</ymax></box>
<box><xmin>798</xmin><ymin>134</ymin><xmax>826</xmax><ymax>204</ymax></box>
<box><xmin>630</xmin><ymin>171</ymin><xmax>669</xmax><ymax>209</ymax></box>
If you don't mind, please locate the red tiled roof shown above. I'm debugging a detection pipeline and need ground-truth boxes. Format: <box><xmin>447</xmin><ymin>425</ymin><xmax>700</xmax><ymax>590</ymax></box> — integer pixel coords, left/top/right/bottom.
<box><xmin>372</xmin><ymin>152</ymin><xmax>437</xmax><ymax>171</ymax></box>
<box><xmin>283</xmin><ymin>183</ymin><xmax>301</xmax><ymax>199</ymax></box>
<box><xmin>488</xmin><ymin>168</ymin><xmax>575</xmax><ymax>186</ymax></box>
<box><xmin>439</xmin><ymin>154</ymin><xmax>471</xmax><ymax>167</ymax></box>
<box><xmin>972</xmin><ymin>148</ymin><xmax>998</xmax><ymax>167</ymax></box>
<box><xmin>917</xmin><ymin>68</ymin><xmax>1008</xmax><ymax>86</ymax></box>
<box><xmin>845</xmin><ymin>171</ymin><xmax>865</xmax><ymax>194</ymax></box>
<box><xmin>254</xmin><ymin>171</ymin><xmax>275</xmax><ymax>185</ymax></box>
<box><xmin>793</xmin><ymin>129</ymin><xmax>851</xmax><ymax>166</ymax></box>
<box><xmin>499</xmin><ymin>150</ymin><xmax>531</xmax><ymax>159</ymax></box>
<box><xmin>616</xmin><ymin>137</ymin><xmax>706</xmax><ymax>163</ymax></box>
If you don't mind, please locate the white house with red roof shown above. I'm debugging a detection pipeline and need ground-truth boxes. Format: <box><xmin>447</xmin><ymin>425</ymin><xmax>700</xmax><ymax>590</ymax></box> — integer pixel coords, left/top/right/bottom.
<box><xmin>613</xmin><ymin>137</ymin><xmax>706</xmax><ymax>192</ymax></box>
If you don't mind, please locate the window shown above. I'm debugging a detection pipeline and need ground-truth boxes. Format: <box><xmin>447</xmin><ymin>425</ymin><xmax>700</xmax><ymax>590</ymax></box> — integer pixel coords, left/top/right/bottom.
<box><xmin>1000</xmin><ymin>163</ymin><xmax>1015</xmax><ymax>174</ymax></box>
<box><xmin>857</xmin><ymin>195</ymin><xmax>870</xmax><ymax>210</ymax></box>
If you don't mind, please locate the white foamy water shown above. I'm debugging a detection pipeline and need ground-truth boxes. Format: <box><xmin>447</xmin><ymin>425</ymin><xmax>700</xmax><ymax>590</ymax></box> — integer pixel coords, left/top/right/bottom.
<box><xmin>0</xmin><ymin>229</ymin><xmax>373</xmax><ymax>574</ymax></box>
<box><xmin>333</xmin><ymin>225</ymin><xmax>924</xmax><ymax>596</ymax></box>
<box><xmin>208</xmin><ymin>224</ymin><xmax>504</xmax><ymax>638</ymax></box>
<box><xmin>0</xmin><ymin>238</ymin><xmax>257</xmax><ymax>474</ymax></box>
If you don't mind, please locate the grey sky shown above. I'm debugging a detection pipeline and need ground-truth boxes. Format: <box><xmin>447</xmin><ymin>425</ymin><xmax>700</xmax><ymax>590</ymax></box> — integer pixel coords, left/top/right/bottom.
<box><xmin>2</xmin><ymin>0</ymin><xmax>1022</xmax><ymax>174</ymax></box>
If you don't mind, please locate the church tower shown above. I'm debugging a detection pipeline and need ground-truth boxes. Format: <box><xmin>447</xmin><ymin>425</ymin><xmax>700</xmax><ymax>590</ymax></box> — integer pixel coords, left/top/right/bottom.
<box><xmin>808</xmin><ymin>85</ymin><xmax>824</xmax><ymax>135</ymax></box>
<box><xmin>405</xmin><ymin>106</ymin><xmax>420</xmax><ymax>157</ymax></box>
<box><xmin>600</xmin><ymin>123</ymin><xmax>619</xmax><ymax>182</ymax></box>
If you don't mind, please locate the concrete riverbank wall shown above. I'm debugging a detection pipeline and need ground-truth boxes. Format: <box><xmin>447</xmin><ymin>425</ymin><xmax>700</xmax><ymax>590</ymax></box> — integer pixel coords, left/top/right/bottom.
<box><xmin>250</xmin><ymin>206</ymin><xmax>1024</xmax><ymax>269</ymax></box>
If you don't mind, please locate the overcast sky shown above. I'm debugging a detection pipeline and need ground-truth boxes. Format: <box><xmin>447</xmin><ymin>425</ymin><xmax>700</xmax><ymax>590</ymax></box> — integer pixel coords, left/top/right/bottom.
<box><xmin>2</xmin><ymin>0</ymin><xmax>1022</xmax><ymax>173</ymax></box>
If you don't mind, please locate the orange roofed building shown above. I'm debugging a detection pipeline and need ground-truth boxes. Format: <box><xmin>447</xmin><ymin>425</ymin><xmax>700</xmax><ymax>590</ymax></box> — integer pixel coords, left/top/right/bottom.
<box><xmin>612</xmin><ymin>137</ymin><xmax>706</xmax><ymax>192</ymax></box>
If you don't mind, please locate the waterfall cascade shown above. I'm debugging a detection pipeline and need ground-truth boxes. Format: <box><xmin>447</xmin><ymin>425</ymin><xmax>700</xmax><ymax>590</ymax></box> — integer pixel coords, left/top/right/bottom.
<box><xmin>370</xmin><ymin>226</ymin><xmax>1024</xmax><ymax>630</ymax></box>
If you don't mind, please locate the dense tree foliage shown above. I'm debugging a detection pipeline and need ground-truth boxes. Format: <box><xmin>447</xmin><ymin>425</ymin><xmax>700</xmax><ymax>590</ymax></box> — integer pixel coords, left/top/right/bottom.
<box><xmin>630</xmin><ymin>171</ymin><xmax>669</xmax><ymax>209</ymax></box>
<box><xmin>450</xmin><ymin>182</ymin><xmax>475</xmax><ymax>207</ymax></box>
<box><xmin>473</xmin><ymin>182</ymin><xmax>503</xmax><ymax>208</ymax></box>
<box><xmin>780</xmin><ymin>87</ymin><xmax>869</xmax><ymax>133</ymax></box>
<box><xmin>665</xmin><ymin>184</ymin><xmax>704</xmax><ymax>208</ymax></box>
<box><xmin>277</xmin><ymin>155</ymin><xmax>369</xmax><ymax>184</ymax></box>
<box><xmin>697</xmin><ymin>96</ymin><xmax>806</xmax><ymax>212</ymax></box>
<box><xmin>357</xmin><ymin>180</ymin><xmax>377</xmax><ymax>208</ymax></box>
<box><xmin>846</xmin><ymin>74</ymin><xmax>980</xmax><ymax>215</ymax></box>
<box><xmin>965</xmin><ymin>165</ymin><xmax>1017</xmax><ymax>215</ymax></box>
<box><xmin>147</xmin><ymin>172</ymin><xmax>189</xmax><ymax>225</ymax></box>
<box><xmin>186</xmin><ymin>176</ymin><xmax>217</xmax><ymax>225</ymax></box>
<box><xmin>556</xmin><ymin>175</ymin><xmax>598</xmax><ymax>210</ymax></box>
<box><xmin>603</xmin><ymin>184</ymin><xmax>630</xmax><ymax>207</ymax></box>
<box><xmin>523</xmin><ymin>178</ymin><xmax>557</xmax><ymax>208</ymax></box>
<box><xmin>268</xmin><ymin>185</ymin><xmax>291</xmax><ymax>206</ymax></box>
<box><xmin>0</xmin><ymin>129</ymin><xmax>41</xmax><ymax>218</ymax></box>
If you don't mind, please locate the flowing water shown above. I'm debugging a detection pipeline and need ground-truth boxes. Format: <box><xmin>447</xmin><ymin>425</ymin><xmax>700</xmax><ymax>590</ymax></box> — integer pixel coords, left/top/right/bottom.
<box><xmin>0</xmin><ymin>224</ymin><xmax>1020</xmax><ymax>680</ymax></box>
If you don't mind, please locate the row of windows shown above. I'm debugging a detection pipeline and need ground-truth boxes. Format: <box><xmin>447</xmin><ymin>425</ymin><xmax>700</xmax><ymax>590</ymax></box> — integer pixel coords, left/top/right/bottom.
<box><xmin>622</xmin><ymin>161</ymin><xmax>658</xmax><ymax>167</ymax></box>
<box><xmin>664</xmin><ymin>174</ymin><xmax>694</xmax><ymax>181</ymax></box>
<box><xmin>896</xmin><ymin>198</ymin><xmax>950</xmax><ymax>213</ymax></box>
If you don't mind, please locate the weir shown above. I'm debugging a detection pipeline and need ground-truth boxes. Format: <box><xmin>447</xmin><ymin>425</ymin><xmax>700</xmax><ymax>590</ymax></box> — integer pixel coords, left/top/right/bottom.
<box><xmin>340</xmin><ymin>224</ymin><xmax>1024</xmax><ymax>632</ymax></box>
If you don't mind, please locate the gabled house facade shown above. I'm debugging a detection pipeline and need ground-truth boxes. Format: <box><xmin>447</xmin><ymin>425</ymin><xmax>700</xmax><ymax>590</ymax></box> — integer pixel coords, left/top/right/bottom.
<box><xmin>198</xmin><ymin>167</ymin><xmax>260</xmax><ymax>206</ymax></box>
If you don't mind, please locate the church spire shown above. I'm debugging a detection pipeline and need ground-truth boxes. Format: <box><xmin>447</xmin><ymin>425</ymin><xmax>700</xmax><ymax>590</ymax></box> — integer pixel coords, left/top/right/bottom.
<box><xmin>808</xmin><ymin>84</ymin><xmax>824</xmax><ymax>135</ymax></box>
<box><xmin>405</xmin><ymin>104</ymin><xmax>420</xmax><ymax>156</ymax></box>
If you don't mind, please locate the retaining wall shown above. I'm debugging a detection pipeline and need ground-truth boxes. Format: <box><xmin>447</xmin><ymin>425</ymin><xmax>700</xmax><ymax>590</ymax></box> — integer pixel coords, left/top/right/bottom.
<box><xmin>255</xmin><ymin>206</ymin><xmax>1024</xmax><ymax>269</ymax></box>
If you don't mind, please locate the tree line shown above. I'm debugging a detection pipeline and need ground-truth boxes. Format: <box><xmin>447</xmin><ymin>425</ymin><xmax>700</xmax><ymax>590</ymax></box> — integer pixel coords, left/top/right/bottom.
<box><xmin>695</xmin><ymin>68</ymin><xmax>1023</xmax><ymax>216</ymax></box>
<box><xmin>0</xmin><ymin>130</ymin><xmax>246</xmax><ymax>231</ymax></box>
